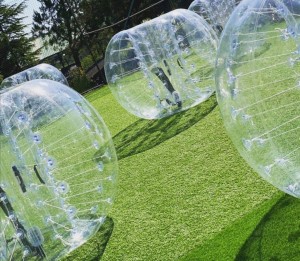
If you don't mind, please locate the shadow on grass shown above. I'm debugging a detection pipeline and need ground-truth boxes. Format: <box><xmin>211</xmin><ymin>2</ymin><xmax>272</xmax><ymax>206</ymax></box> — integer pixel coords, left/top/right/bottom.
<box><xmin>113</xmin><ymin>94</ymin><xmax>217</xmax><ymax>160</ymax></box>
<box><xmin>236</xmin><ymin>194</ymin><xmax>300</xmax><ymax>260</ymax></box>
<box><xmin>62</xmin><ymin>216</ymin><xmax>114</xmax><ymax>261</ymax></box>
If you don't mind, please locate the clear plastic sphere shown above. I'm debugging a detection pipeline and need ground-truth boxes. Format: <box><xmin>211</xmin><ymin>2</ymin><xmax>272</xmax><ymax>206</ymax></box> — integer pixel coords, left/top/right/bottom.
<box><xmin>216</xmin><ymin>0</ymin><xmax>300</xmax><ymax>197</ymax></box>
<box><xmin>0</xmin><ymin>63</ymin><xmax>68</xmax><ymax>89</ymax></box>
<box><xmin>188</xmin><ymin>0</ymin><xmax>236</xmax><ymax>35</ymax></box>
<box><xmin>283</xmin><ymin>0</ymin><xmax>300</xmax><ymax>23</ymax></box>
<box><xmin>0</xmin><ymin>79</ymin><xmax>117</xmax><ymax>259</ymax></box>
<box><xmin>105</xmin><ymin>9</ymin><xmax>218</xmax><ymax>119</ymax></box>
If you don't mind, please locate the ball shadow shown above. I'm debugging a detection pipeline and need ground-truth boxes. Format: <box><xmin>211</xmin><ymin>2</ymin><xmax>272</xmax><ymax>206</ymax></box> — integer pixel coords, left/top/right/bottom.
<box><xmin>62</xmin><ymin>216</ymin><xmax>114</xmax><ymax>261</ymax></box>
<box><xmin>113</xmin><ymin>94</ymin><xmax>218</xmax><ymax>160</ymax></box>
<box><xmin>235</xmin><ymin>194</ymin><xmax>300</xmax><ymax>260</ymax></box>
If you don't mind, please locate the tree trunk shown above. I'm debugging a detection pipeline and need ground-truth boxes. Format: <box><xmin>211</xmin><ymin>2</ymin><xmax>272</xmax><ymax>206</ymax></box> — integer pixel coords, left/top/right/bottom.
<box><xmin>70</xmin><ymin>47</ymin><xmax>82</xmax><ymax>68</ymax></box>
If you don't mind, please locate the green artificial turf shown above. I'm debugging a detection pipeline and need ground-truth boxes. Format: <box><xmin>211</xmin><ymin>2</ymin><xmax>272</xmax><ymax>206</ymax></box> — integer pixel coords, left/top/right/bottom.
<box><xmin>84</xmin><ymin>87</ymin><xmax>138</xmax><ymax>136</ymax></box>
<box><xmin>234</xmin><ymin>194</ymin><xmax>300</xmax><ymax>261</ymax></box>
<box><xmin>62</xmin><ymin>217</ymin><xmax>114</xmax><ymax>261</ymax></box>
<box><xmin>74</xmin><ymin>19</ymin><xmax>300</xmax><ymax>259</ymax></box>
<box><xmin>76</xmin><ymin>86</ymin><xmax>287</xmax><ymax>261</ymax></box>
<box><xmin>178</xmin><ymin>193</ymin><xmax>282</xmax><ymax>261</ymax></box>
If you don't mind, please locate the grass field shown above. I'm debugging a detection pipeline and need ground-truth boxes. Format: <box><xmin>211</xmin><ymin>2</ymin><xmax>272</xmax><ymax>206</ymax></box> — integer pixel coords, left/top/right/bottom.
<box><xmin>64</xmin><ymin>85</ymin><xmax>300</xmax><ymax>261</ymax></box>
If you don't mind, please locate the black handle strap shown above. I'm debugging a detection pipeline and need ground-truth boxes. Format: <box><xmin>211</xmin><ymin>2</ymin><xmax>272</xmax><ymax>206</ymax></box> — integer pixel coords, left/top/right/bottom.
<box><xmin>12</xmin><ymin>166</ymin><xmax>26</xmax><ymax>193</ymax></box>
<box><xmin>34</xmin><ymin>165</ymin><xmax>45</xmax><ymax>184</ymax></box>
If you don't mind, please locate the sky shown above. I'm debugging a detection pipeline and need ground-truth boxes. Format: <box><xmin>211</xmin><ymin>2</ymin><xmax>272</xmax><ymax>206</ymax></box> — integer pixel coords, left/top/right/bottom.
<box><xmin>4</xmin><ymin>0</ymin><xmax>41</xmax><ymax>34</ymax></box>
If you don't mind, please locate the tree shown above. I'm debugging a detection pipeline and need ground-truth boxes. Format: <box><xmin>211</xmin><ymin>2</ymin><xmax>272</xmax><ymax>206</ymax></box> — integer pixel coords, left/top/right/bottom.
<box><xmin>32</xmin><ymin>0</ymin><xmax>84</xmax><ymax>68</ymax></box>
<box><xmin>0</xmin><ymin>0</ymin><xmax>38</xmax><ymax>78</ymax></box>
<box><xmin>80</xmin><ymin>0</ymin><xmax>174</xmax><ymax>58</ymax></box>
<box><xmin>80</xmin><ymin>0</ymin><xmax>114</xmax><ymax>57</ymax></box>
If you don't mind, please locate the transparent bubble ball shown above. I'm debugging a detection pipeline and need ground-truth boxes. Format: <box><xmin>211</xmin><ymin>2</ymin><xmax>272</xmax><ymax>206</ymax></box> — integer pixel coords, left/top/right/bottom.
<box><xmin>283</xmin><ymin>0</ymin><xmax>300</xmax><ymax>20</ymax></box>
<box><xmin>188</xmin><ymin>0</ymin><xmax>236</xmax><ymax>35</ymax></box>
<box><xmin>216</xmin><ymin>0</ymin><xmax>300</xmax><ymax>197</ymax></box>
<box><xmin>0</xmin><ymin>79</ymin><xmax>117</xmax><ymax>259</ymax></box>
<box><xmin>105</xmin><ymin>9</ymin><xmax>218</xmax><ymax>119</ymax></box>
<box><xmin>0</xmin><ymin>63</ymin><xmax>68</xmax><ymax>89</ymax></box>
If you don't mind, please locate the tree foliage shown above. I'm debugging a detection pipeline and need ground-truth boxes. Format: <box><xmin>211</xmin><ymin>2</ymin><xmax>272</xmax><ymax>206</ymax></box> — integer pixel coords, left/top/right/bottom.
<box><xmin>32</xmin><ymin>0</ymin><xmax>84</xmax><ymax>67</ymax></box>
<box><xmin>31</xmin><ymin>0</ymin><xmax>190</xmax><ymax>71</ymax></box>
<box><xmin>0</xmin><ymin>0</ymin><xmax>38</xmax><ymax>78</ymax></box>
<box><xmin>80</xmin><ymin>0</ymin><xmax>177</xmax><ymax>58</ymax></box>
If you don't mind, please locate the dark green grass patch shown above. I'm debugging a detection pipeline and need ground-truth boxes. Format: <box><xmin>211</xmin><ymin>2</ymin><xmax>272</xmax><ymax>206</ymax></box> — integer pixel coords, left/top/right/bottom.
<box><xmin>235</xmin><ymin>194</ymin><xmax>300</xmax><ymax>261</ymax></box>
<box><xmin>178</xmin><ymin>192</ymin><xmax>282</xmax><ymax>261</ymax></box>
